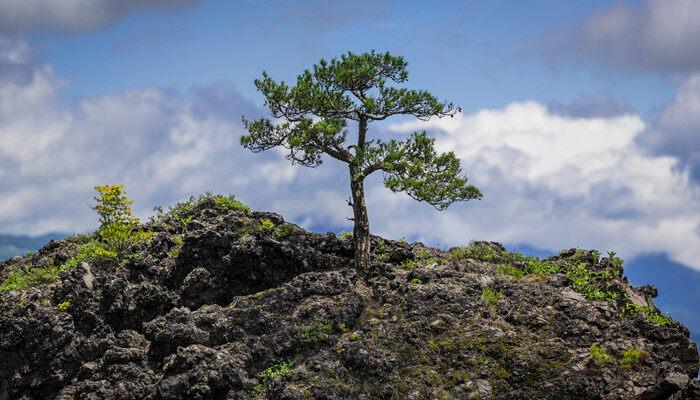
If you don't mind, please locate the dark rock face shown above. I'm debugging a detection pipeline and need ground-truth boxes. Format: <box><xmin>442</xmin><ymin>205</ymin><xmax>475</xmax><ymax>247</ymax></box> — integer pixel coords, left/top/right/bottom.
<box><xmin>0</xmin><ymin>204</ymin><xmax>698</xmax><ymax>399</ymax></box>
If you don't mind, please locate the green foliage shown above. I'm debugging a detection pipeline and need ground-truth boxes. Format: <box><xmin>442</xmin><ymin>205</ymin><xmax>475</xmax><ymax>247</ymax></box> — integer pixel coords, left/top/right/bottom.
<box><xmin>496</xmin><ymin>258</ymin><xmax>561</xmax><ymax>278</ymax></box>
<box><xmin>213</xmin><ymin>194</ymin><xmax>252</xmax><ymax>213</ymax></box>
<box><xmin>169</xmin><ymin>235</ymin><xmax>184</xmax><ymax>258</ymax></box>
<box><xmin>338</xmin><ymin>231</ymin><xmax>353</xmax><ymax>240</ymax></box>
<box><xmin>93</xmin><ymin>185</ymin><xmax>139</xmax><ymax>226</ymax></box>
<box><xmin>297</xmin><ymin>321</ymin><xmax>334</xmax><ymax>344</ymax></box>
<box><xmin>0</xmin><ymin>240</ymin><xmax>117</xmax><ymax>293</ymax></box>
<box><xmin>242</xmin><ymin>51</ymin><xmax>481</xmax><ymax>269</ymax></box>
<box><xmin>607</xmin><ymin>250</ymin><xmax>624</xmax><ymax>269</ymax></box>
<box><xmin>377</xmin><ymin>131</ymin><xmax>483</xmax><ymax>209</ymax></box>
<box><xmin>589</xmin><ymin>344</ymin><xmax>614</xmax><ymax>367</ymax></box>
<box><xmin>253</xmin><ymin>360</ymin><xmax>294</xmax><ymax>394</ymax></box>
<box><xmin>622</xmin><ymin>303</ymin><xmax>673</xmax><ymax>326</ymax></box>
<box><xmin>152</xmin><ymin>193</ymin><xmax>206</xmax><ymax>226</ymax></box>
<box><xmin>481</xmin><ymin>288</ymin><xmax>503</xmax><ymax>305</ymax></box>
<box><xmin>93</xmin><ymin>184</ymin><xmax>152</xmax><ymax>256</ymax></box>
<box><xmin>349</xmin><ymin>332</ymin><xmax>362</xmax><ymax>342</ymax></box>
<box><xmin>400</xmin><ymin>259</ymin><xmax>418</xmax><ymax>270</ymax></box>
<box><xmin>0</xmin><ymin>262</ymin><xmax>62</xmax><ymax>293</ymax></box>
<box><xmin>98</xmin><ymin>222</ymin><xmax>153</xmax><ymax>256</ymax></box>
<box><xmin>258</xmin><ymin>218</ymin><xmax>275</xmax><ymax>231</ymax></box>
<box><xmin>410</xmin><ymin>277</ymin><xmax>423</xmax><ymax>285</ymax></box>
<box><xmin>273</xmin><ymin>224</ymin><xmax>296</xmax><ymax>238</ymax></box>
<box><xmin>450</xmin><ymin>242</ymin><xmax>528</xmax><ymax>264</ymax></box>
<box><xmin>56</xmin><ymin>301</ymin><xmax>71</xmax><ymax>312</ymax></box>
<box><xmin>60</xmin><ymin>240</ymin><xmax>118</xmax><ymax>270</ymax></box>
<box><xmin>620</xmin><ymin>347</ymin><xmax>649</xmax><ymax>367</ymax></box>
<box><xmin>566</xmin><ymin>263</ymin><xmax>620</xmax><ymax>301</ymax></box>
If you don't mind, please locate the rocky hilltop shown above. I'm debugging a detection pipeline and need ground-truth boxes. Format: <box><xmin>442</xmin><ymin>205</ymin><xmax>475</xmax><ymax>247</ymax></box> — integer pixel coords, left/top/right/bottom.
<box><xmin>0</xmin><ymin>196</ymin><xmax>698</xmax><ymax>399</ymax></box>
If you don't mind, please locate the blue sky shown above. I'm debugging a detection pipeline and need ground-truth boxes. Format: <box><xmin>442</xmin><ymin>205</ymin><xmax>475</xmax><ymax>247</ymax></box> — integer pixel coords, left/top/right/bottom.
<box><xmin>2</xmin><ymin>0</ymin><xmax>700</xmax><ymax>259</ymax></box>
<box><xmin>34</xmin><ymin>0</ymin><xmax>675</xmax><ymax>117</ymax></box>
<box><xmin>1</xmin><ymin>0</ymin><xmax>700</xmax><ymax>337</ymax></box>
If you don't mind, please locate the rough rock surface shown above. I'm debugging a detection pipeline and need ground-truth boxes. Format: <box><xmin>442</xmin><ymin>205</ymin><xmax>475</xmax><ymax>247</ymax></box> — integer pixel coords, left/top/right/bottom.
<box><xmin>0</xmin><ymin>200</ymin><xmax>698</xmax><ymax>399</ymax></box>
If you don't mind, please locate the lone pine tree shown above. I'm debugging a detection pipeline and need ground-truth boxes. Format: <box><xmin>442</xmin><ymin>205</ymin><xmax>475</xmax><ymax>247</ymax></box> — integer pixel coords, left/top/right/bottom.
<box><xmin>242</xmin><ymin>51</ymin><xmax>482</xmax><ymax>269</ymax></box>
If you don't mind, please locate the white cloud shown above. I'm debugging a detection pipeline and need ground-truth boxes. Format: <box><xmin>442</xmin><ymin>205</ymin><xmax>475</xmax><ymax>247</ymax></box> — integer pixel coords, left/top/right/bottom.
<box><xmin>383</xmin><ymin>102</ymin><xmax>700</xmax><ymax>270</ymax></box>
<box><xmin>574</xmin><ymin>0</ymin><xmax>700</xmax><ymax>71</ymax></box>
<box><xmin>640</xmin><ymin>74</ymin><xmax>700</xmax><ymax>180</ymax></box>
<box><xmin>1</xmin><ymin>39</ymin><xmax>700</xmax><ymax>272</ymax></box>
<box><xmin>0</xmin><ymin>0</ymin><xmax>198</xmax><ymax>34</ymax></box>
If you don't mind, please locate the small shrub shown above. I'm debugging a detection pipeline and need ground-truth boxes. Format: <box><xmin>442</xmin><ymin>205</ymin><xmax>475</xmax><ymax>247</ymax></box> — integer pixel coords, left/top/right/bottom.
<box><xmin>620</xmin><ymin>347</ymin><xmax>648</xmax><ymax>367</ymax></box>
<box><xmin>274</xmin><ymin>224</ymin><xmax>295</xmax><ymax>238</ymax></box>
<box><xmin>450</xmin><ymin>241</ymin><xmax>529</xmax><ymax>264</ymax></box>
<box><xmin>566</xmin><ymin>263</ymin><xmax>620</xmax><ymax>301</ymax></box>
<box><xmin>258</xmin><ymin>218</ymin><xmax>275</xmax><ymax>231</ymax></box>
<box><xmin>606</xmin><ymin>250</ymin><xmax>624</xmax><ymax>268</ymax></box>
<box><xmin>253</xmin><ymin>360</ymin><xmax>294</xmax><ymax>394</ymax></box>
<box><xmin>169</xmin><ymin>235</ymin><xmax>184</xmax><ymax>258</ymax></box>
<box><xmin>93</xmin><ymin>185</ymin><xmax>139</xmax><ymax>226</ymax></box>
<box><xmin>151</xmin><ymin>193</ymin><xmax>209</xmax><ymax>225</ymax></box>
<box><xmin>213</xmin><ymin>194</ymin><xmax>251</xmax><ymax>213</ymax></box>
<box><xmin>98</xmin><ymin>222</ymin><xmax>153</xmax><ymax>255</ymax></box>
<box><xmin>400</xmin><ymin>259</ymin><xmax>418</xmax><ymax>270</ymax></box>
<box><xmin>297</xmin><ymin>321</ymin><xmax>334</xmax><ymax>344</ymax></box>
<box><xmin>409</xmin><ymin>277</ymin><xmax>423</xmax><ymax>285</ymax></box>
<box><xmin>589</xmin><ymin>344</ymin><xmax>614</xmax><ymax>367</ymax></box>
<box><xmin>622</xmin><ymin>303</ymin><xmax>673</xmax><ymax>325</ymax></box>
<box><xmin>496</xmin><ymin>263</ymin><xmax>527</xmax><ymax>278</ymax></box>
<box><xmin>56</xmin><ymin>301</ymin><xmax>71</xmax><ymax>312</ymax></box>
<box><xmin>59</xmin><ymin>240</ymin><xmax>118</xmax><ymax>271</ymax></box>
<box><xmin>349</xmin><ymin>332</ymin><xmax>362</xmax><ymax>342</ymax></box>
<box><xmin>338</xmin><ymin>231</ymin><xmax>353</xmax><ymax>240</ymax></box>
<box><xmin>482</xmin><ymin>287</ymin><xmax>502</xmax><ymax>305</ymax></box>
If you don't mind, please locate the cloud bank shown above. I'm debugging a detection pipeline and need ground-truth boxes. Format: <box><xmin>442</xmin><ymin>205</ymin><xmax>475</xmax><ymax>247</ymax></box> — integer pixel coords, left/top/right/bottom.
<box><xmin>0</xmin><ymin>0</ymin><xmax>198</xmax><ymax>34</ymax></box>
<box><xmin>1</xmin><ymin>39</ymin><xmax>700</xmax><ymax>271</ymax></box>
<box><xmin>574</xmin><ymin>0</ymin><xmax>700</xmax><ymax>72</ymax></box>
<box><xmin>384</xmin><ymin>103</ymin><xmax>700</xmax><ymax>270</ymax></box>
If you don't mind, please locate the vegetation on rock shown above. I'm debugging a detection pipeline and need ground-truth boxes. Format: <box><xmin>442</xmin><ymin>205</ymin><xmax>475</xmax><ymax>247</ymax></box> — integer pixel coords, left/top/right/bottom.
<box><xmin>0</xmin><ymin>190</ymin><xmax>697</xmax><ymax>399</ymax></box>
<box><xmin>241</xmin><ymin>51</ymin><xmax>482</xmax><ymax>269</ymax></box>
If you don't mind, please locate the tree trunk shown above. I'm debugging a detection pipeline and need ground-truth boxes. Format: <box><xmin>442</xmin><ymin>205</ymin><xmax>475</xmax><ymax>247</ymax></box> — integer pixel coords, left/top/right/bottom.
<box><xmin>350</xmin><ymin>172</ymin><xmax>370</xmax><ymax>270</ymax></box>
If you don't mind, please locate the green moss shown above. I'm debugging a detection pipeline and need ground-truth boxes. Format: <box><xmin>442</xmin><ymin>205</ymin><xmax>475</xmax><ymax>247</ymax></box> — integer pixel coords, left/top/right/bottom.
<box><xmin>589</xmin><ymin>344</ymin><xmax>614</xmax><ymax>367</ymax></box>
<box><xmin>297</xmin><ymin>321</ymin><xmax>334</xmax><ymax>344</ymax></box>
<box><xmin>620</xmin><ymin>347</ymin><xmax>648</xmax><ymax>367</ymax></box>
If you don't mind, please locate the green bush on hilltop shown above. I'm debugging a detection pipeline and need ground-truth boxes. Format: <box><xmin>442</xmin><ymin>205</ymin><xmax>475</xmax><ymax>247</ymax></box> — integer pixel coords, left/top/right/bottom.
<box><xmin>0</xmin><ymin>185</ymin><xmax>152</xmax><ymax>293</ymax></box>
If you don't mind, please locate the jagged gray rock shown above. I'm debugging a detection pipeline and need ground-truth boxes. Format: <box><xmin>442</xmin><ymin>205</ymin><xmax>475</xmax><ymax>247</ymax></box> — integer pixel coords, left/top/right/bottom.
<box><xmin>0</xmin><ymin>199</ymin><xmax>698</xmax><ymax>399</ymax></box>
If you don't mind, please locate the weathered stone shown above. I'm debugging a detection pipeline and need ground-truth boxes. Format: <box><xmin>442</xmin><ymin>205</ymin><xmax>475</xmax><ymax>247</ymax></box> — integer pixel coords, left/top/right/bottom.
<box><xmin>0</xmin><ymin>202</ymin><xmax>697</xmax><ymax>399</ymax></box>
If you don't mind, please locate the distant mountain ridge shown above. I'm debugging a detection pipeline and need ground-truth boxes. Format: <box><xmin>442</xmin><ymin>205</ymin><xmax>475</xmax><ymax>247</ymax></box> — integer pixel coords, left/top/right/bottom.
<box><xmin>0</xmin><ymin>233</ymin><xmax>66</xmax><ymax>261</ymax></box>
